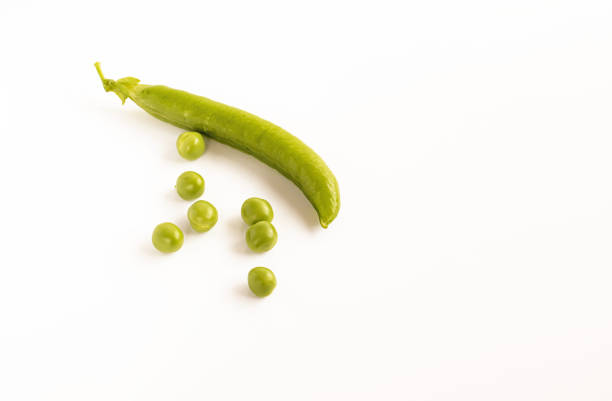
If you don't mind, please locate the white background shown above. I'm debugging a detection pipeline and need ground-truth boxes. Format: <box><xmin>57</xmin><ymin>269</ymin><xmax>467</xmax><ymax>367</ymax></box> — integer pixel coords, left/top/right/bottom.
<box><xmin>1</xmin><ymin>1</ymin><xmax>611</xmax><ymax>400</ymax></box>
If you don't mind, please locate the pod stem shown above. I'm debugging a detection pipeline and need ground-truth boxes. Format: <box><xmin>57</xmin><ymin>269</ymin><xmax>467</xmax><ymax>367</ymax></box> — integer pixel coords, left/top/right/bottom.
<box><xmin>94</xmin><ymin>61</ymin><xmax>105</xmax><ymax>81</ymax></box>
<box><xmin>94</xmin><ymin>62</ymin><xmax>141</xmax><ymax>104</ymax></box>
<box><xmin>94</xmin><ymin>61</ymin><xmax>113</xmax><ymax>92</ymax></box>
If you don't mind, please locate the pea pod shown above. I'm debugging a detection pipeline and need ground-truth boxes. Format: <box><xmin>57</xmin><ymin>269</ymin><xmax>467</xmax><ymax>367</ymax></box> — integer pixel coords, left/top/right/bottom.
<box><xmin>95</xmin><ymin>63</ymin><xmax>340</xmax><ymax>228</ymax></box>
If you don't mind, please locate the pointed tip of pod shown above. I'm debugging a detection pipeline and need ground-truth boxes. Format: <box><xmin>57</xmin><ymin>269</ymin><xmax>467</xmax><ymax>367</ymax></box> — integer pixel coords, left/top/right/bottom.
<box><xmin>318</xmin><ymin>202</ymin><xmax>340</xmax><ymax>229</ymax></box>
<box><xmin>318</xmin><ymin>198</ymin><xmax>340</xmax><ymax>229</ymax></box>
<box><xmin>319</xmin><ymin>214</ymin><xmax>336</xmax><ymax>229</ymax></box>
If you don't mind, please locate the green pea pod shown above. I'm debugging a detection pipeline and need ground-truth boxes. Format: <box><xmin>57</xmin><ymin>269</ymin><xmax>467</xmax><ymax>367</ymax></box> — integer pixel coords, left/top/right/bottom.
<box><xmin>95</xmin><ymin>63</ymin><xmax>340</xmax><ymax>228</ymax></box>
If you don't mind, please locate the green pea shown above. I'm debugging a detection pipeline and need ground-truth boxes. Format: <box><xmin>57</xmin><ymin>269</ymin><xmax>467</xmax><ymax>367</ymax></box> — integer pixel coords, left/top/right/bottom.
<box><xmin>241</xmin><ymin>197</ymin><xmax>274</xmax><ymax>225</ymax></box>
<box><xmin>248</xmin><ymin>267</ymin><xmax>276</xmax><ymax>297</ymax></box>
<box><xmin>176</xmin><ymin>171</ymin><xmax>204</xmax><ymax>200</ymax></box>
<box><xmin>176</xmin><ymin>131</ymin><xmax>205</xmax><ymax>160</ymax></box>
<box><xmin>188</xmin><ymin>200</ymin><xmax>218</xmax><ymax>232</ymax></box>
<box><xmin>152</xmin><ymin>222</ymin><xmax>184</xmax><ymax>253</ymax></box>
<box><xmin>245</xmin><ymin>221</ymin><xmax>278</xmax><ymax>252</ymax></box>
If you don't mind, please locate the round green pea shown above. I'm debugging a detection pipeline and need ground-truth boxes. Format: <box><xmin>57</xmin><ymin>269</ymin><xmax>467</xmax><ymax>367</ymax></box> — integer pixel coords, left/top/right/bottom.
<box><xmin>241</xmin><ymin>197</ymin><xmax>274</xmax><ymax>225</ymax></box>
<box><xmin>248</xmin><ymin>267</ymin><xmax>276</xmax><ymax>297</ymax></box>
<box><xmin>176</xmin><ymin>171</ymin><xmax>204</xmax><ymax>200</ymax></box>
<box><xmin>187</xmin><ymin>200</ymin><xmax>218</xmax><ymax>232</ymax></box>
<box><xmin>245</xmin><ymin>221</ymin><xmax>278</xmax><ymax>252</ymax></box>
<box><xmin>176</xmin><ymin>131</ymin><xmax>205</xmax><ymax>160</ymax></box>
<box><xmin>152</xmin><ymin>222</ymin><xmax>184</xmax><ymax>253</ymax></box>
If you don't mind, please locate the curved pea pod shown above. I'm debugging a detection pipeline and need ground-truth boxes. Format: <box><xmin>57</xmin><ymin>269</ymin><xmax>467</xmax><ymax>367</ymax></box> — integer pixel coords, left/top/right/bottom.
<box><xmin>95</xmin><ymin>63</ymin><xmax>340</xmax><ymax>228</ymax></box>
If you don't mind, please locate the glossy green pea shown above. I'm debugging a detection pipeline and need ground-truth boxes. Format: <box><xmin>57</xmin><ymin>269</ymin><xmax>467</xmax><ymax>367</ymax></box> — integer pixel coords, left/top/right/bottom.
<box><xmin>152</xmin><ymin>222</ymin><xmax>184</xmax><ymax>253</ymax></box>
<box><xmin>245</xmin><ymin>221</ymin><xmax>278</xmax><ymax>252</ymax></box>
<box><xmin>176</xmin><ymin>171</ymin><xmax>204</xmax><ymax>200</ymax></box>
<box><xmin>188</xmin><ymin>200</ymin><xmax>218</xmax><ymax>232</ymax></box>
<box><xmin>176</xmin><ymin>131</ymin><xmax>206</xmax><ymax>160</ymax></box>
<box><xmin>241</xmin><ymin>197</ymin><xmax>274</xmax><ymax>225</ymax></box>
<box><xmin>95</xmin><ymin>62</ymin><xmax>340</xmax><ymax>228</ymax></box>
<box><xmin>248</xmin><ymin>267</ymin><xmax>277</xmax><ymax>297</ymax></box>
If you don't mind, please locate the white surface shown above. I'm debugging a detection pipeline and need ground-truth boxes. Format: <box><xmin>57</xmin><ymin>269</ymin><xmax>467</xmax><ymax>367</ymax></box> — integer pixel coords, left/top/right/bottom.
<box><xmin>1</xmin><ymin>1</ymin><xmax>611</xmax><ymax>400</ymax></box>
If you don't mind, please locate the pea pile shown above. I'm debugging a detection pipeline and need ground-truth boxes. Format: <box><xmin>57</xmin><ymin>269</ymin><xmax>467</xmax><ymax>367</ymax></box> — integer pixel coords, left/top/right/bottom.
<box><xmin>241</xmin><ymin>198</ymin><xmax>278</xmax><ymax>252</ymax></box>
<box><xmin>151</xmin><ymin>132</ymin><xmax>277</xmax><ymax>298</ymax></box>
